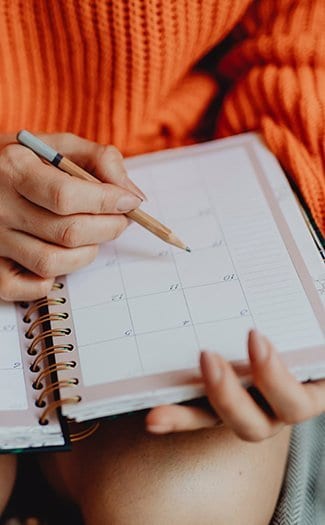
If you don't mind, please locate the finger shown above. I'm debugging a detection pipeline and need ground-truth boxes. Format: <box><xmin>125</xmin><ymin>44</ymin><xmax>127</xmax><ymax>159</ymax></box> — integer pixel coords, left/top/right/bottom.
<box><xmin>11</xmin><ymin>200</ymin><xmax>128</xmax><ymax>247</ymax></box>
<box><xmin>146</xmin><ymin>404</ymin><xmax>219</xmax><ymax>434</ymax></box>
<box><xmin>200</xmin><ymin>351</ymin><xmax>283</xmax><ymax>441</ymax></box>
<box><xmin>17</xmin><ymin>161</ymin><xmax>142</xmax><ymax>215</ymax></box>
<box><xmin>0</xmin><ymin>229</ymin><xmax>98</xmax><ymax>278</ymax></box>
<box><xmin>248</xmin><ymin>330</ymin><xmax>325</xmax><ymax>423</ymax></box>
<box><xmin>6</xmin><ymin>145</ymin><xmax>142</xmax><ymax>215</ymax></box>
<box><xmin>0</xmin><ymin>257</ymin><xmax>54</xmax><ymax>301</ymax></box>
<box><xmin>91</xmin><ymin>144</ymin><xmax>147</xmax><ymax>200</ymax></box>
<box><xmin>38</xmin><ymin>133</ymin><xmax>146</xmax><ymax>200</ymax></box>
<box><xmin>304</xmin><ymin>380</ymin><xmax>325</xmax><ymax>416</ymax></box>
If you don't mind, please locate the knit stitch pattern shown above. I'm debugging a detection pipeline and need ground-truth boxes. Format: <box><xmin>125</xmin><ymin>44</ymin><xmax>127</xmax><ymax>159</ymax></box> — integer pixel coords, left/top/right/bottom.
<box><xmin>0</xmin><ymin>0</ymin><xmax>323</xmax><ymax>233</ymax></box>
<box><xmin>271</xmin><ymin>414</ymin><xmax>325</xmax><ymax>525</ymax></box>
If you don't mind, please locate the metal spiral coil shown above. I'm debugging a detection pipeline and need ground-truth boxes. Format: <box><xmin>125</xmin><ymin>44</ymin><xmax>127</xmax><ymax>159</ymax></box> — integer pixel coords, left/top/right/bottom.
<box><xmin>22</xmin><ymin>285</ymin><xmax>82</xmax><ymax>428</ymax></box>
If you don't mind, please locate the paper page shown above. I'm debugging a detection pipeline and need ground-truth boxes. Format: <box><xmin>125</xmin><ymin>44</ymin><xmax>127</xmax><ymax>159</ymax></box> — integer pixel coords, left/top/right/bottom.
<box><xmin>63</xmin><ymin>135</ymin><xmax>325</xmax><ymax>398</ymax></box>
<box><xmin>0</xmin><ymin>301</ymin><xmax>28</xmax><ymax>410</ymax></box>
<box><xmin>0</xmin><ymin>301</ymin><xmax>65</xmax><ymax>450</ymax></box>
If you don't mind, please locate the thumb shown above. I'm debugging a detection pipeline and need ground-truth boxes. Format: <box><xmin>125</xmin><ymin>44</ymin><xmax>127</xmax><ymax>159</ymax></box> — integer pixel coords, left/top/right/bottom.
<box><xmin>38</xmin><ymin>133</ymin><xmax>146</xmax><ymax>200</ymax></box>
<box><xmin>146</xmin><ymin>404</ymin><xmax>219</xmax><ymax>434</ymax></box>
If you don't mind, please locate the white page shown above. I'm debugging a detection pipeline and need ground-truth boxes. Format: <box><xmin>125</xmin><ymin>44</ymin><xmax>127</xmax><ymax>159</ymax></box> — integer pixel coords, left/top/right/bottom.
<box><xmin>0</xmin><ymin>301</ymin><xmax>28</xmax><ymax>410</ymax></box>
<box><xmin>0</xmin><ymin>300</ymin><xmax>66</xmax><ymax>451</ymax></box>
<box><xmin>63</xmin><ymin>136</ymin><xmax>325</xmax><ymax>395</ymax></box>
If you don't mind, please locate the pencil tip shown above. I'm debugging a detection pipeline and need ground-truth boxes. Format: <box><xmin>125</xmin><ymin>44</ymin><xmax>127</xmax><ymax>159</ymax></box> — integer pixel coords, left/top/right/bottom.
<box><xmin>185</xmin><ymin>246</ymin><xmax>192</xmax><ymax>252</ymax></box>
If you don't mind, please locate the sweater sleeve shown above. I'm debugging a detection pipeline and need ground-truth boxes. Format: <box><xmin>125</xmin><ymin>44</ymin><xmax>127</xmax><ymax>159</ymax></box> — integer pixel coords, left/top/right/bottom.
<box><xmin>215</xmin><ymin>0</ymin><xmax>325</xmax><ymax>235</ymax></box>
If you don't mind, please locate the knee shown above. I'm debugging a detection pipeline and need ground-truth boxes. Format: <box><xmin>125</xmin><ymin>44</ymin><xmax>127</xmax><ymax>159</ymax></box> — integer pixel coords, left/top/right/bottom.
<box><xmin>45</xmin><ymin>417</ymin><xmax>290</xmax><ymax>525</ymax></box>
<box><xmin>0</xmin><ymin>455</ymin><xmax>17</xmax><ymax>515</ymax></box>
<box><xmin>81</xmin><ymin>428</ymin><xmax>289</xmax><ymax>525</ymax></box>
<box><xmin>82</xmin><ymin>465</ymin><xmax>196</xmax><ymax>525</ymax></box>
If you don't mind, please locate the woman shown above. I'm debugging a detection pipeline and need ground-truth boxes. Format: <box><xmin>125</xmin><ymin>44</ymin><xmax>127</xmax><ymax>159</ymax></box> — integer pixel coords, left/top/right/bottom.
<box><xmin>0</xmin><ymin>0</ymin><xmax>324</xmax><ymax>523</ymax></box>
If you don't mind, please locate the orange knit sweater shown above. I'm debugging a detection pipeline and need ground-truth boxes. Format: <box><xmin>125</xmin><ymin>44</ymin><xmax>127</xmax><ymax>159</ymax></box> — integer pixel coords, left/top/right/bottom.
<box><xmin>0</xmin><ymin>0</ymin><xmax>324</xmax><ymax>233</ymax></box>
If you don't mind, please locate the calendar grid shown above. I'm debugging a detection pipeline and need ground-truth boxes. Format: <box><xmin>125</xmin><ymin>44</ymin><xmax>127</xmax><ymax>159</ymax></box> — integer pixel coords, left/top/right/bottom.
<box><xmin>72</xmin><ymin>275</ymin><xmax>242</xmax><ymax>311</ymax></box>
<box><xmin>113</xmin><ymin>244</ymin><xmax>146</xmax><ymax>375</ymax></box>
<box><xmin>149</xmin><ymin>166</ymin><xmax>236</xmax><ymax>352</ymax></box>
<box><xmin>76</xmin><ymin>313</ymin><xmax>251</xmax><ymax>349</ymax></box>
<box><xmin>198</xmin><ymin>160</ymin><xmax>256</xmax><ymax>331</ymax></box>
<box><xmin>64</xmin><ymin>142</ymin><xmax>324</xmax><ymax>388</ymax></box>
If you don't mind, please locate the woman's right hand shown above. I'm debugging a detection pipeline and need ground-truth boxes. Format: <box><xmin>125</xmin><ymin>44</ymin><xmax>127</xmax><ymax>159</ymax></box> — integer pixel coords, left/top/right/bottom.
<box><xmin>0</xmin><ymin>132</ymin><xmax>144</xmax><ymax>301</ymax></box>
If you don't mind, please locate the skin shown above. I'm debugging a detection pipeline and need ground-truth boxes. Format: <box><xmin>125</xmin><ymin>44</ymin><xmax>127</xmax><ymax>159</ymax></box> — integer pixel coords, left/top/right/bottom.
<box><xmin>147</xmin><ymin>331</ymin><xmax>325</xmax><ymax>439</ymax></box>
<box><xmin>0</xmin><ymin>133</ymin><xmax>144</xmax><ymax>301</ymax></box>
<box><xmin>0</xmin><ymin>133</ymin><xmax>324</xmax><ymax>522</ymax></box>
<box><xmin>40</xmin><ymin>418</ymin><xmax>291</xmax><ymax>525</ymax></box>
<box><xmin>0</xmin><ymin>455</ymin><xmax>16</xmax><ymax>515</ymax></box>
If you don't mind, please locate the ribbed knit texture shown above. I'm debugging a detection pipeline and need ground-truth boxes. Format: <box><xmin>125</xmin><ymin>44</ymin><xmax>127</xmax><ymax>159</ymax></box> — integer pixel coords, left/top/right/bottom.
<box><xmin>0</xmin><ymin>0</ymin><xmax>324</xmax><ymax>233</ymax></box>
<box><xmin>271</xmin><ymin>414</ymin><xmax>325</xmax><ymax>525</ymax></box>
<box><xmin>216</xmin><ymin>0</ymin><xmax>325</xmax><ymax>235</ymax></box>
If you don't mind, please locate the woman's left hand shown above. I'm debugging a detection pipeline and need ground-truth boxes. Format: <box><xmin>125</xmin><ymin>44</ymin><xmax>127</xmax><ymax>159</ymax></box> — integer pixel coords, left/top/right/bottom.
<box><xmin>146</xmin><ymin>330</ymin><xmax>325</xmax><ymax>441</ymax></box>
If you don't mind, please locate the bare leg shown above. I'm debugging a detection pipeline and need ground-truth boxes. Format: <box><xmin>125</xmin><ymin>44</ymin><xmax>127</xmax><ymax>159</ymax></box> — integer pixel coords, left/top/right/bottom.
<box><xmin>40</xmin><ymin>413</ymin><xmax>290</xmax><ymax>525</ymax></box>
<box><xmin>0</xmin><ymin>455</ymin><xmax>16</xmax><ymax>515</ymax></box>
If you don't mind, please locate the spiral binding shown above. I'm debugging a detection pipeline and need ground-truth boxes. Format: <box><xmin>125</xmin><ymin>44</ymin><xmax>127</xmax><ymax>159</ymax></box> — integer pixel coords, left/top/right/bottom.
<box><xmin>27</xmin><ymin>328</ymin><xmax>71</xmax><ymax>356</ymax></box>
<box><xmin>69</xmin><ymin>421</ymin><xmax>101</xmax><ymax>442</ymax></box>
<box><xmin>30</xmin><ymin>344</ymin><xmax>74</xmax><ymax>373</ymax></box>
<box><xmin>25</xmin><ymin>312</ymin><xmax>69</xmax><ymax>339</ymax></box>
<box><xmin>32</xmin><ymin>361</ymin><xmax>77</xmax><ymax>391</ymax></box>
<box><xmin>23</xmin><ymin>282</ymin><xmax>82</xmax><ymax>429</ymax></box>
<box><xmin>23</xmin><ymin>297</ymin><xmax>66</xmax><ymax>322</ymax></box>
<box><xmin>35</xmin><ymin>379</ymin><xmax>79</xmax><ymax>407</ymax></box>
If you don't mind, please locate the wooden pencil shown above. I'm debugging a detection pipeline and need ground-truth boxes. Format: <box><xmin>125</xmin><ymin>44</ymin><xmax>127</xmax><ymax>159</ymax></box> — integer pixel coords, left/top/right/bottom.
<box><xmin>17</xmin><ymin>130</ymin><xmax>190</xmax><ymax>252</ymax></box>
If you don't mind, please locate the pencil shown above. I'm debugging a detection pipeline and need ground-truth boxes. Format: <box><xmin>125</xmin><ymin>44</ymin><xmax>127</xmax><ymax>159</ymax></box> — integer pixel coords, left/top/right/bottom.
<box><xmin>16</xmin><ymin>130</ymin><xmax>191</xmax><ymax>252</ymax></box>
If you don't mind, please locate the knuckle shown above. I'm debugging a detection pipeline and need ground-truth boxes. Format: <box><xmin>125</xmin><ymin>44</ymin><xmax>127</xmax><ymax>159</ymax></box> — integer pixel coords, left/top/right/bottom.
<box><xmin>0</xmin><ymin>144</ymin><xmax>25</xmax><ymax>173</ymax></box>
<box><xmin>61</xmin><ymin>132</ymin><xmax>77</xmax><ymax>142</ymax></box>
<box><xmin>1</xmin><ymin>144</ymin><xmax>19</xmax><ymax>164</ymax></box>
<box><xmin>52</xmin><ymin>183</ymin><xmax>72</xmax><ymax>215</ymax></box>
<box><xmin>59</xmin><ymin>219</ymin><xmax>82</xmax><ymax>248</ymax></box>
<box><xmin>99</xmin><ymin>188</ymin><xmax>114</xmax><ymax>213</ymax></box>
<box><xmin>105</xmin><ymin>145</ymin><xmax>123</xmax><ymax>160</ymax></box>
<box><xmin>55</xmin><ymin>132</ymin><xmax>77</xmax><ymax>150</ymax></box>
<box><xmin>33</xmin><ymin>249</ymin><xmax>57</xmax><ymax>278</ymax></box>
<box><xmin>104</xmin><ymin>145</ymin><xmax>127</xmax><ymax>178</ymax></box>
<box><xmin>0</xmin><ymin>145</ymin><xmax>40</xmax><ymax>193</ymax></box>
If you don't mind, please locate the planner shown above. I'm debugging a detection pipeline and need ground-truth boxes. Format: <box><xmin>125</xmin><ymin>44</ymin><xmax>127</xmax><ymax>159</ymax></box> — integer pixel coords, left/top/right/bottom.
<box><xmin>1</xmin><ymin>133</ymin><xmax>324</xmax><ymax>452</ymax></box>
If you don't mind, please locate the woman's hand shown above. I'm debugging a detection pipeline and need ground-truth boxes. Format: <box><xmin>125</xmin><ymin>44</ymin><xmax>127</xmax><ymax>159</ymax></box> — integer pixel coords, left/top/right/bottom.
<box><xmin>146</xmin><ymin>330</ymin><xmax>325</xmax><ymax>441</ymax></box>
<box><xmin>0</xmin><ymin>132</ymin><xmax>145</xmax><ymax>301</ymax></box>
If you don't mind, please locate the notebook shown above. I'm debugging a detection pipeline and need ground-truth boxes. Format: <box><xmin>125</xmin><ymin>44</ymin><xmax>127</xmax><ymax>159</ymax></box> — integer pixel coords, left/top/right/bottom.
<box><xmin>1</xmin><ymin>133</ymin><xmax>324</xmax><ymax>452</ymax></box>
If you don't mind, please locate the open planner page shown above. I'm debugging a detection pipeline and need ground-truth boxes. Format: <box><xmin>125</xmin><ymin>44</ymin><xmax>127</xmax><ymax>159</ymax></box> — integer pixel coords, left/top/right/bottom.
<box><xmin>0</xmin><ymin>301</ymin><xmax>65</xmax><ymax>450</ymax></box>
<box><xmin>0</xmin><ymin>301</ymin><xmax>27</xmax><ymax>412</ymax></box>
<box><xmin>54</xmin><ymin>133</ymin><xmax>325</xmax><ymax>421</ymax></box>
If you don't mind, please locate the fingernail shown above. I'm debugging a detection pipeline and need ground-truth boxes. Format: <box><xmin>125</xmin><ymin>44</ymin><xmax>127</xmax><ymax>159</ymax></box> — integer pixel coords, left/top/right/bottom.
<box><xmin>200</xmin><ymin>351</ymin><xmax>223</xmax><ymax>383</ymax></box>
<box><xmin>117</xmin><ymin>194</ymin><xmax>142</xmax><ymax>212</ymax></box>
<box><xmin>126</xmin><ymin>179</ymin><xmax>147</xmax><ymax>201</ymax></box>
<box><xmin>250</xmin><ymin>330</ymin><xmax>269</xmax><ymax>362</ymax></box>
<box><xmin>146</xmin><ymin>424</ymin><xmax>172</xmax><ymax>434</ymax></box>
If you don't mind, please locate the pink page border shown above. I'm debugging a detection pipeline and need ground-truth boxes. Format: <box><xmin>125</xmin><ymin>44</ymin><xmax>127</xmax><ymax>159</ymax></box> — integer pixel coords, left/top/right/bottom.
<box><xmin>57</xmin><ymin>135</ymin><xmax>325</xmax><ymax>408</ymax></box>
